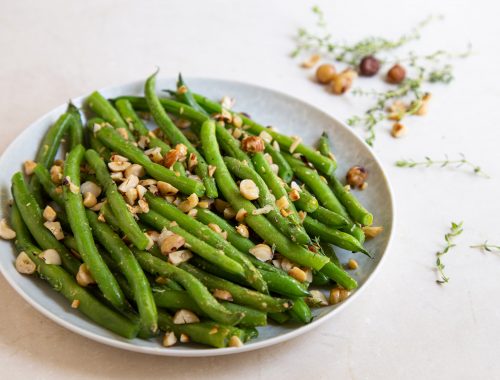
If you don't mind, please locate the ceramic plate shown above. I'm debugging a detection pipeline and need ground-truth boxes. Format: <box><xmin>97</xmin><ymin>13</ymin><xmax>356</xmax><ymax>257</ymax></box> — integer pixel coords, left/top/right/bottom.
<box><xmin>0</xmin><ymin>78</ymin><xmax>395</xmax><ymax>356</ymax></box>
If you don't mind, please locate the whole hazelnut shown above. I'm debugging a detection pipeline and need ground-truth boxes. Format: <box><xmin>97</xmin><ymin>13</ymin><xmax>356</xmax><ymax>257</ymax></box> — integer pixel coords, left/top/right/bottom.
<box><xmin>386</xmin><ymin>64</ymin><xmax>406</xmax><ymax>84</ymax></box>
<box><xmin>330</xmin><ymin>68</ymin><xmax>357</xmax><ymax>95</ymax></box>
<box><xmin>316</xmin><ymin>63</ymin><xmax>336</xmax><ymax>84</ymax></box>
<box><xmin>359</xmin><ymin>56</ymin><xmax>380</xmax><ymax>77</ymax></box>
<box><xmin>346</xmin><ymin>166</ymin><xmax>368</xmax><ymax>189</ymax></box>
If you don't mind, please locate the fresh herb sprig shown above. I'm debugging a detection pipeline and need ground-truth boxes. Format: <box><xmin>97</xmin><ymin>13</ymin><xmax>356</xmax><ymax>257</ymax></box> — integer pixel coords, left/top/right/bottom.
<box><xmin>291</xmin><ymin>6</ymin><xmax>438</xmax><ymax>66</ymax></box>
<box><xmin>436</xmin><ymin>221</ymin><xmax>464</xmax><ymax>284</ymax></box>
<box><xmin>348</xmin><ymin>73</ymin><xmax>425</xmax><ymax>145</ymax></box>
<box><xmin>395</xmin><ymin>154</ymin><xmax>489</xmax><ymax>178</ymax></box>
<box><xmin>470</xmin><ymin>241</ymin><xmax>500</xmax><ymax>253</ymax></box>
<box><xmin>292</xmin><ymin>6</ymin><xmax>472</xmax><ymax>145</ymax></box>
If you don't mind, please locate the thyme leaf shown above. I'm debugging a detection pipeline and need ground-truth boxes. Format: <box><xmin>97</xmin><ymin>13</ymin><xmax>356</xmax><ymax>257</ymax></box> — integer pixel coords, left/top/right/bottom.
<box><xmin>470</xmin><ymin>241</ymin><xmax>500</xmax><ymax>253</ymax></box>
<box><xmin>436</xmin><ymin>221</ymin><xmax>463</xmax><ymax>284</ymax></box>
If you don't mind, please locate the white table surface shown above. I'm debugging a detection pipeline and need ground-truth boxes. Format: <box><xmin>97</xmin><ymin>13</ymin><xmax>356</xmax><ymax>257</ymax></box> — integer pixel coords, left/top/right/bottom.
<box><xmin>1</xmin><ymin>0</ymin><xmax>499</xmax><ymax>378</ymax></box>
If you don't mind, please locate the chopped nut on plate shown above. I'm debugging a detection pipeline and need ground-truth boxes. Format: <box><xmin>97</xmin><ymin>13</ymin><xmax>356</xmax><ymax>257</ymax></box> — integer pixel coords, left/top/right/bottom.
<box><xmin>346</xmin><ymin>165</ymin><xmax>368</xmax><ymax>189</ymax></box>
<box><xmin>172</xmin><ymin>309</ymin><xmax>200</xmax><ymax>324</ymax></box>
<box><xmin>239</xmin><ymin>179</ymin><xmax>259</xmax><ymax>200</ymax></box>
<box><xmin>249</xmin><ymin>244</ymin><xmax>273</xmax><ymax>262</ymax></box>
<box><xmin>15</xmin><ymin>252</ymin><xmax>36</xmax><ymax>274</ymax></box>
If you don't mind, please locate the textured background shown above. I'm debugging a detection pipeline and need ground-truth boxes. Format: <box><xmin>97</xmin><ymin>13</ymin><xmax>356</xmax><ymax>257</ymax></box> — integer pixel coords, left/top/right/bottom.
<box><xmin>1</xmin><ymin>0</ymin><xmax>499</xmax><ymax>378</ymax></box>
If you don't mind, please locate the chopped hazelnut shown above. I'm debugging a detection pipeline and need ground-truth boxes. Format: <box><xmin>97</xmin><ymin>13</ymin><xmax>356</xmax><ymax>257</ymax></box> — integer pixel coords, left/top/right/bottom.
<box><xmin>391</xmin><ymin>123</ymin><xmax>407</xmax><ymax>138</ymax></box>
<box><xmin>23</xmin><ymin>160</ymin><xmax>37</xmax><ymax>175</ymax></box>
<box><xmin>346</xmin><ymin>166</ymin><xmax>368</xmax><ymax>189</ymax></box>
<box><xmin>239</xmin><ymin>179</ymin><xmax>259</xmax><ymax>200</ymax></box>
<box><xmin>249</xmin><ymin>244</ymin><xmax>273</xmax><ymax>262</ymax></box>
<box><xmin>241</xmin><ymin>136</ymin><xmax>265</xmax><ymax>153</ymax></box>
<box><xmin>301</xmin><ymin>53</ymin><xmax>321</xmax><ymax>68</ymax></box>
<box><xmin>42</xmin><ymin>206</ymin><xmax>57</xmax><ymax>222</ymax></box>
<box><xmin>362</xmin><ymin>226</ymin><xmax>383</xmax><ymax>239</ymax></box>
<box><xmin>15</xmin><ymin>252</ymin><xmax>35</xmax><ymax>274</ymax></box>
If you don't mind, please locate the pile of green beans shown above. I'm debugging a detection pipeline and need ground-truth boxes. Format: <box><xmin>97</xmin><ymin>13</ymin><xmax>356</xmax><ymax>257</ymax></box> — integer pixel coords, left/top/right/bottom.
<box><xmin>3</xmin><ymin>71</ymin><xmax>381</xmax><ymax>350</ymax></box>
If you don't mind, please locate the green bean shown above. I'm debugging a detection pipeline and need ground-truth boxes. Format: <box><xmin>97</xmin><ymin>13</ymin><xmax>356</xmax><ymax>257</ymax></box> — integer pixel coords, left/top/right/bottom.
<box><xmin>95</xmin><ymin>126</ymin><xmax>205</xmax><ymax>196</ymax></box>
<box><xmin>320</xmin><ymin>261</ymin><xmax>358</xmax><ymax>290</ymax></box>
<box><xmin>113</xmin><ymin>94</ymin><xmax>255</xmax><ymax>180</ymax></box>
<box><xmin>285</xmin><ymin>154</ymin><xmax>344</xmax><ymax>212</ymax></box>
<box><xmin>112</xmin><ymin>96</ymin><xmax>208</xmax><ymax>124</ymax></box>
<box><xmin>73</xmin><ymin>241</ymin><xmax>156</xmax><ymax>340</ymax></box>
<box><xmin>283</xmin><ymin>183</ymin><xmax>319</xmax><ymax>213</ymax></box>
<box><xmin>114</xmin><ymin>98</ymin><xmax>150</xmax><ymax>136</ymax></box>
<box><xmin>11</xmin><ymin>172</ymin><xmax>80</xmax><ymax>274</ymax></box>
<box><xmin>153</xmin><ymin>289</ymin><xmax>267</xmax><ymax>328</ymax></box>
<box><xmin>200</xmin><ymin>120</ymin><xmax>329</xmax><ymax>271</ymax></box>
<box><xmin>157</xmin><ymin>311</ymin><xmax>245</xmax><ymax>348</ymax></box>
<box><xmin>85</xmin><ymin>149</ymin><xmax>150</xmax><ymax>250</ymax></box>
<box><xmin>63</xmin><ymin>145</ymin><xmax>126</xmax><ymax>309</ymax></box>
<box><xmin>143</xmin><ymin>194</ymin><xmax>267</xmax><ymax>293</ymax></box>
<box><xmin>86</xmin><ymin>118</ymin><xmax>111</xmax><ymax>160</ymax></box>
<box><xmin>311</xmin><ymin>270</ymin><xmax>330</xmax><ymax>286</ymax></box>
<box><xmin>329</xmin><ymin>176</ymin><xmax>373</xmax><ymax>226</ymax></box>
<box><xmin>114</xmin><ymin>98</ymin><xmax>186</xmax><ymax>176</ymax></box>
<box><xmin>174</xmin><ymin>74</ymin><xmax>210</xmax><ymax>115</ymax></box>
<box><xmin>194</xmin><ymin>208</ymin><xmax>255</xmax><ymax>254</ymax></box>
<box><xmin>10</xmin><ymin>204</ymin><xmax>140</xmax><ymax>339</ymax></box>
<box><xmin>268</xmin><ymin>312</ymin><xmax>290</xmax><ymax>324</ymax></box>
<box><xmin>33</xmin><ymin>165</ymin><xmax>64</xmax><ymax>206</ymax></box>
<box><xmin>217</xmin><ymin>126</ymin><xmax>255</xmax><ymax>168</ymax></box>
<box><xmin>263</xmin><ymin>142</ymin><xmax>293</xmax><ymax>183</ymax></box>
<box><xmin>179</xmin><ymin>263</ymin><xmax>292</xmax><ymax>313</ymax></box>
<box><xmin>35</xmin><ymin>112</ymin><xmax>73</xmax><ymax>167</ymax></box>
<box><xmin>317</xmin><ymin>132</ymin><xmax>333</xmax><ymax>159</ymax></box>
<box><xmin>236</xmin><ymin>326</ymin><xmax>260</xmax><ymax>343</ymax></box>
<box><xmin>321</xmin><ymin>242</ymin><xmax>341</xmax><ymax>267</ymax></box>
<box><xmin>224</xmin><ymin>156</ymin><xmax>310</xmax><ymax>245</ymax></box>
<box><xmin>31</xmin><ymin>111</ymin><xmax>74</xmax><ymax>205</ymax></box>
<box><xmin>145</xmin><ymin>71</ymin><xmax>217</xmax><ymax>198</ymax></box>
<box><xmin>192</xmin><ymin>92</ymin><xmax>337</xmax><ymax>175</ymax></box>
<box><xmin>310</xmin><ymin>206</ymin><xmax>349</xmax><ymax>228</ymax></box>
<box><xmin>67</xmin><ymin>102</ymin><xmax>83</xmax><ymax>149</ymax></box>
<box><xmin>115</xmin><ymin>95</ymin><xmax>251</xmax><ymax>173</ymax></box>
<box><xmin>192</xmin><ymin>208</ymin><xmax>310</xmax><ymax>297</ymax></box>
<box><xmin>317</xmin><ymin>132</ymin><xmax>373</xmax><ymax>226</ymax></box>
<box><xmin>284</xmin><ymin>153</ymin><xmax>365</xmax><ymax>242</ymax></box>
<box><xmin>139</xmin><ymin>209</ymin><xmax>246</xmax><ymax>278</ymax></box>
<box><xmin>133</xmin><ymin>250</ymin><xmax>243</xmax><ymax>325</ymax></box>
<box><xmin>11</xmin><ymin>203</ymin><xmax>37</xmax><ymax>250</ymax></box>
<box><xmin>153</xmin><ymin>288</ymin><xmax>202</xmax><ymax>312</ymax></box>
<box><xmin>222</xmin><ymin>303</ymin><xmax>267</xmax><ymax>328</ymax></box>
<box><xmin>251</xmin><ymin>152</ymin><xmax>304</xmax><ymax>228</ymax></box>
<box><xmin>192</xmin><ymin>255</ymin><xmax>308</xmax><ymax>299</ymax></box>
<box><xmin>303</xmin><ymin>216</ymin><xmax>368</xmax><ymax>255</ymax></box>
<box><xmin>87</xmin><ymin>91</ymin><xmax>134</xmax><ymax>138</ymax></box>
<box><xmin>288</xmin><ymin>298</ymin><xmax>312</xmax><ymax>324</ymax></box>
<box><xmin>99</xmin><ymin>203</ymin><xmax>121</xmax><ymax>232</ymax></box>
<box><xmin>86</xmin><ymin>210</ymin><xmax>158</xmax><ymax>335</ymax></box>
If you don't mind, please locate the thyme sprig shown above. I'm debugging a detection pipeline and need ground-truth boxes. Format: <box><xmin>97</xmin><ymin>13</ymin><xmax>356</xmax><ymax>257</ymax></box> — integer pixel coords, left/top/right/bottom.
<box><xmin>348</xmin><ymin>72</ymin><xmax>425</xmax><ymax>145</ymax></box>
<box><xmin>436</xmin><ymin>221</ymin><xmax>464</xmax><ymax>284</ymax></box>
<box><xmin>349</xmin><ymin>45</ymin><xmax>471</xmax><ymax>145</ymax></box>
<box><xmin>292</xmin><ymin>6</ymin><xmax>472</xmax><ymax>145</ymax></box>
<box><xmin>291</xmin><ymin>6</ymin><xmax>439</xmax><ymax>66</ymax></box>
<box><xmin>395</xmin><ymin>154</ymin><xmax>489</xmax><ymax>178</ymax></box>
<box><xmin>470</xmin><ymin>241</ymin><xmax>500</xmax><ymax>253</ymax></box>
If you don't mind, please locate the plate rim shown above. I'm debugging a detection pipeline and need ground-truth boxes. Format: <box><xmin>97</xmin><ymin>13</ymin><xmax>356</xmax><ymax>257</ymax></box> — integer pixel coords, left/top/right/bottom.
<box><xmin>0</xmin><ymin>77</ymin><xmax>396</xmax><ymax>357</ymax></box>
